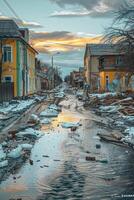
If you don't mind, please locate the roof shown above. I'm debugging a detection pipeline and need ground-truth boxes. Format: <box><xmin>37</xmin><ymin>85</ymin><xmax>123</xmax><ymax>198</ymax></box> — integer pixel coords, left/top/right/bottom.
<box><xmin>0</xmin><ymin>19</ymin><xmax>38</xmax><ymax>54</ymax></box>
<box><xmin>85</xmin><ymin>44</ymin><xmax>123</xmax><ymax>57</ymax></box>
<box><xmin>0</xmin><ymin>19</ymin><xmax>21</xmax><ymax>37</ymax></box>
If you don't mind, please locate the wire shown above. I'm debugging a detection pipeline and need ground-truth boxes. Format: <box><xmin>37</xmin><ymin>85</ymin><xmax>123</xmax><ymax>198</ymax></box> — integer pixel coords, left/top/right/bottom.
<box><xmin>3</xmin><ymin>0</ymin><xmax>20</xmax><ymax>19</ymax></box>
<box><xmin>3</xmin><ymin>0</ymin><xmax>24</xmax><ymax>27</ymax></box>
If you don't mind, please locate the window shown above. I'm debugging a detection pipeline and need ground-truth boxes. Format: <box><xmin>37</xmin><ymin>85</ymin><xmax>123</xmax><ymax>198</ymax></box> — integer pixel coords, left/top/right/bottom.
<box><xmin>116</xmin><ymin>56</ymin><xmax>122</xmax><ymax>65</ymax></box>
<box><xmin>3</xmin><ymin>46</ymin><xmax>12</xmax><ymax>62</ymax></box>
<box><xmin>3</xmin><ymin>76</ymin><xmax>13</xmax><ymax>82</ymax></box>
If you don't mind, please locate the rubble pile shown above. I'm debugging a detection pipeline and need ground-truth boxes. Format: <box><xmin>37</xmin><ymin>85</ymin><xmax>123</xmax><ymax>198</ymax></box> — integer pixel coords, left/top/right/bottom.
<box><xmin>87</xmin><ymin>92</ymin><xmax>134</xmax><ymax>148</ymax></box>
<box><xmin>0</xmin><ymin>95</ymin><xmax>46</xmax><ymax>131</ymax></box>
<box><xmin>0</xmin><ymin>127</ymin><xmax>44</xmax><ymax>183</ymax></box>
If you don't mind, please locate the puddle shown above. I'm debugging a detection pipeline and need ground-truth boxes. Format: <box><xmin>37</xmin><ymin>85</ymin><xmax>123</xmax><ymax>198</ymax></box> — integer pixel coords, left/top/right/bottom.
<box><xmin>0</xmin><ymin>105</ymin><xmax>134</xmax><ymax>200</ymax></box>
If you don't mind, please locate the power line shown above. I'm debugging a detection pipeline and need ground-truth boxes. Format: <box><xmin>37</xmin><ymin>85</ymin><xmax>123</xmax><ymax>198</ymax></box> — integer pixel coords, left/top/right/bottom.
<box><xmin>3</xmin><ymin>0</ymin><xmax>25</xmax><ymax>28</ymax></box>
<box><xmin>3</xmin><ymin>0</ymin><xmax>20</xmax><ymax>19</ymax></box>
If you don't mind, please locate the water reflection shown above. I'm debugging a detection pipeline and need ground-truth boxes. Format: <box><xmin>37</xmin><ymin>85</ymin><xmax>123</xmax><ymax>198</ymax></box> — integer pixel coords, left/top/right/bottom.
<box><xmin>0</xmin><ymin>106</ymin><xmax>134</xmax><ymax>200</ymax></box>
<box><xmin>38</xmin><ymin>161</ymin><xmax>86</xmax><ymax>200</ymax></box>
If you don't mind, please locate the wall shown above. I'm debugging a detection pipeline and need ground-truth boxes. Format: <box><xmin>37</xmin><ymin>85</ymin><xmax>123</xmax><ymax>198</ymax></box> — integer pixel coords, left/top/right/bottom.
<box><xmin>2</xmin><ymin>39</ymin><xmax>17</xmax><ymax>96</ymax></box>
<box><xmin>27</xmin><ymin>47</ymin><xmax>36</xmax><ymax>94</ymax></box>
<box><xmin>100</xmin><ymin>71</ymin><xmax>127</xmax><ymax>91</ymax></box>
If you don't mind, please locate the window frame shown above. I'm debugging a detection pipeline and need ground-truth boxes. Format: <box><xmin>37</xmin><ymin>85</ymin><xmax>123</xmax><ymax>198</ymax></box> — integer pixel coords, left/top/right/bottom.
<box><xmin>3</xmin><ymin>45</ymin><xmax>13</xmax><ymax>63</ymax></box>
<box><xmin>3</xmin><ymin>75</ymin><xmax>13</xmax><ymax>83</ymax></box>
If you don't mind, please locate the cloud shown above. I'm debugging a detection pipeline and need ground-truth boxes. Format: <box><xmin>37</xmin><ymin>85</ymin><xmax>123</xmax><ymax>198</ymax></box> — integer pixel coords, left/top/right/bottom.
<box><xmin>50</xmin><ymin>9</ymin><xmax>92</xmax><ymax>17</ymax></box>
<box><xmin>0</xmin><ymin>14</ymin><xmax>43</xmax><ymax>28</ymax></box>
<box><xmin>49</xmin><ymin>0</ymin><xmax>130</xmax><ymax>17</ymax></box>
<box><xmin>30</xmin><ymin>30</ymin><xmax>102</xmax><ymax>53</ymax></box>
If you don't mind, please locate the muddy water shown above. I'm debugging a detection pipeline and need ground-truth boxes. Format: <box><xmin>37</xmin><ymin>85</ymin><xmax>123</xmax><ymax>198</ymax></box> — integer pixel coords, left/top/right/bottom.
<box><xmin>0</xmin><ymin>96</ymin><xmax>134</xmax><ymax>200</ymax></box>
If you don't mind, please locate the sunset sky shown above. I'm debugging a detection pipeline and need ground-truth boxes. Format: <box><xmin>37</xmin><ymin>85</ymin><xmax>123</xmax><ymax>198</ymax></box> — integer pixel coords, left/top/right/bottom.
<box><xmin>0</xmin><ymin>0</ymin><xmax>129</xmax><ymax>77</ymax></box>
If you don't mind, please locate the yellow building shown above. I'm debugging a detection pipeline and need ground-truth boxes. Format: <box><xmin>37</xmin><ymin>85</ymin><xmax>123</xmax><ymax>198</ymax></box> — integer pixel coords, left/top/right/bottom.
<box><xmin>0</xmin><ymin>19</ymin><xmax>37</xmax><ymax>97</ymax></box>
<box><xmin>98</xmin><ymin>54</ymin><xmax>128</xmax><ymax>92</ymax></box>
<box><xmin>84</xmin><ymin>44</ymin><xmax>128</xmax><ymax>92</ymax></box>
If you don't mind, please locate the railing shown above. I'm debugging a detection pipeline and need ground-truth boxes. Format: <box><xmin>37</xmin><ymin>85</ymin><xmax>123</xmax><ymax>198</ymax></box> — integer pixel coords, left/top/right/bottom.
<box><xmin>99</xmin><ymin>63</ymin><xmax>126</xmax><ymax>70</ymax></box>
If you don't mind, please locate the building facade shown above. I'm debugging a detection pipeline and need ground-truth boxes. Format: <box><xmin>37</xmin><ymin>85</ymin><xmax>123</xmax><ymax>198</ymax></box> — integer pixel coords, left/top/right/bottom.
<box><xmin>84</xmin><ymin>44</ymin><xmax>129</xmax><ymax>92</ymax></box>
<box><xmin>99</xmin><ymin>54</ymin><xmax>129</xmax><ymax>92</ymax></box>
<box><xmin>0</xmin><ymin>19</ymin><xmax>37</xmax><ymax>98</ymax></box>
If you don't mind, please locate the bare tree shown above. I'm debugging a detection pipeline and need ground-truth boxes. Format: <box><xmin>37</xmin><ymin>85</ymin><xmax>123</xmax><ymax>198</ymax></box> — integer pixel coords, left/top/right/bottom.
<box><xmin>104</xmin><ymin>0</ymin><xmax>134</xmax><ymax>71</ymax></box>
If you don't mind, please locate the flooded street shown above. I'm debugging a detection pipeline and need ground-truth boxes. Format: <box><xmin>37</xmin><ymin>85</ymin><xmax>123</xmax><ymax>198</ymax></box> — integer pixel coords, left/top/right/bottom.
<box><xmin>0</xmin><ymin>94</ymin><xmax>134</xmax><ymax>200</ymax></box>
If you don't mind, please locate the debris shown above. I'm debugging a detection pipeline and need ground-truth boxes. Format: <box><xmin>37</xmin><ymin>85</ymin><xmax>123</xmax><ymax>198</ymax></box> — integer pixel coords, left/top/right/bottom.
<box><xmin>97</xmin><ymin>133</ymin><xmax>123</xmax><ymax>144</ymax></box>
<box><xmin>111</xmin><ymin>132</ymin><xmax>124</xmax><ymax>140</ymax></box>
<box><xmin>28</xmin><ymin>114</ymin><xmax>40</xmax><ymax>124</ymax></box>
<box><xmin>96</xmin><ymin>144</ymin><xmax>101</xmax><ymax>149</ymax></box>
<box><xmin>53</xmin><ymin>159</ymin><xmax>60</xmax><ymax>162</ymax></box>
<box><xmin>29</xmin><ymin>159</ymin><xmax>34</xmax><ymax>165</ymax></box>
<box><xmin>40</xmin><ymin>109</ymin><xmax>59</xmax><ymax>117</ymax></box>
<box><xmin>97</xmin><ymin>159</ymin><xmax>108</xmax><ymax>164</ymax></box>
<box><xmin>1</xmin><ymin>141</ymin><xmax>8</xmax><ymax>147</ymax></box>
<box><xmin>55</xmin><ymin>92</ymin><xmax>65</xmax><ymax>98</ymax></box>
<box><xmin>40</xmin><ymin>118</ymin><xmax>51</xmax><ymax>124</ymax></box>
<box><xmin>0</xmin><ymin>160</ymin><xmax>8</xmax><ymax>168</ymax></box>
<box><xmin>61</xmin><ymin>122</ymin><xmax>80</xmax><ymax>129</ymax></box>
<box><xmin>71</xmin><ymin>127</ymin><xmax>77</xmax><ymax>131</ymax></box>
<box><xmin>48</xmin><ymin>104</ymin><xmax>62</xmax><ymax>112</ymax></box>
<box><xmin>42</xmin><ymin>155</ymin><xmax>49</xmax><ymax>158</ymax></box>
<box><xmin>16</xmin><ymin>128</ymin><xmax>43</xmax><ymax>139</ymax></box>
<box><xmin>0</xmin><ymin>148</ymin><xmax>6</xmax><ymax>161</ymax></box>
<box><xmin>44</xmin><ymin>165</ymin><xmax>49</xmax><ymax>167</ymax></box>
<box><xmin>85</xmin><ymin>156</ymin><xmax>96</xmax><ymax>161</ymax></box>
<box><xmin>21</xmin><ymin>144</ymin><xmax>33</xmax><ymax>150</ymax></box>
<box><xmin>85</xmin><ymin>151</ymin><xmax>90</xmax><ymax>154</ymax></box>
<box><xmin>8</xmin><ymin>146</ymin><xmax>22</xmax><ymax>159</ymax></box>
<box><xmin>99</xmin><ymin>105</ymin><xmax>121</xmax><ymax>113</ymax></box>
<box><xmin>8</xmin><ymin>130</ymin><xmax>17</xmax><ymax>139</ymax></box>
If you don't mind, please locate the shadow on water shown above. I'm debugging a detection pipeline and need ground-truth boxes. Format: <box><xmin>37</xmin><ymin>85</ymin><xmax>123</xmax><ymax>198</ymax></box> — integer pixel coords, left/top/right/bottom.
<box><xmin>38</xmin><ymin>161</ymin><xmax>86</xmax><ymax>200</ymax></box>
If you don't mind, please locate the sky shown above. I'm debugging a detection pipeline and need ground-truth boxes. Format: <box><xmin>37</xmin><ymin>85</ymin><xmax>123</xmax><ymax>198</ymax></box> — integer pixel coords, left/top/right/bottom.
<box><xmin>0</xmin><ymin>0</ymin><xmax>130</xmax><ymax>77</ymax></box>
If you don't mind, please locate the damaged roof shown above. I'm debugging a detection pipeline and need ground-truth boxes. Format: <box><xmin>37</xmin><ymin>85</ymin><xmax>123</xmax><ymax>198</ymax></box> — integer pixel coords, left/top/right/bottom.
<box><xmin>0</xmin><ymin>19</ymin><xmax>22</xmax><ymax>37</ymax></box>
<box><xmin>0</xmin><ymin>19</ymin><xmax>38</xmax><ymax>53</ymax></box>
<box><xmin>85</xmin><ymin>44</ymin><xmax>123</xmax><ymax>56</ymax></box>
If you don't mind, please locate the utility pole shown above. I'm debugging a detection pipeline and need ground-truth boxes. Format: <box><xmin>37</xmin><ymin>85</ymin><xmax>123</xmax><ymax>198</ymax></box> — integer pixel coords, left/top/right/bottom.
<box><xmin>51</xmin><ymin>55</ymin><xmax>54</xmax><ymax>68</ymax></box>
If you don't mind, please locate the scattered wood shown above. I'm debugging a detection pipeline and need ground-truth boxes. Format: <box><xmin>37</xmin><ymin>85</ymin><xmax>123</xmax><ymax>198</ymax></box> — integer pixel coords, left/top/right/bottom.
<box><xmin>111</xmin><ymin>132</ymin><xmax>124</xmax><ymax>140</ymax></box>
<box><xmin>97</xmin><ymin>133</ymin><xmax>123</xmax><ymax>144</ymax></box>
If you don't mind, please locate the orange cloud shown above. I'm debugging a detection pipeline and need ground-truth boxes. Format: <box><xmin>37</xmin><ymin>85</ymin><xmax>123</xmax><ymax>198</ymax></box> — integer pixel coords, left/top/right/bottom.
<box><xmin>30</xmin><ymin>31</ymin><xmax>102</xmax><ymax>53</ymax></box>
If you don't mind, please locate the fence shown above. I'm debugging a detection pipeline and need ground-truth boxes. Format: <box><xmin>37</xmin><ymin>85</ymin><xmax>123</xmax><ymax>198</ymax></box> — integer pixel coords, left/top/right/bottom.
<box><xmin>0</xmin><ymin>82</ymin><xmax>14</xmax><ymax>103</ymax></box>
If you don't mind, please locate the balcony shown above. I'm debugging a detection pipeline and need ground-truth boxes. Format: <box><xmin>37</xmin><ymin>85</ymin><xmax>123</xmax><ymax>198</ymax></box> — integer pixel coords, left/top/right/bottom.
<box><xmin>98</xmin><ymin>63</ymin><xmax>126</xmax><ymax>71</ymax></box>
